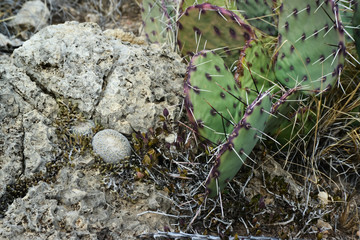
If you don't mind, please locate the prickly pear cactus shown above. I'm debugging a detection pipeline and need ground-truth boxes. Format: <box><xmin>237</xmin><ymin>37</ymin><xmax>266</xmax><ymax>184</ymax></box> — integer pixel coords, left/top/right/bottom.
<box><xmin>235</xmin><ymin>39</ymin><xmax>273</xmax><ymax>106</ymax></box>
<box><xmin>271</xmin><ymin>106</ymin><xmax>317</xmax><ymax>146</ymax></box>
<box><xmin>264</xmin><ymin>87</ymin><xmax>301</xmax><ymax>134</ymax></box>
<box><xmin>180</xmin><ymin>0</ymin><xmax>238</xmax><ymax>12</ymax></box>
<box><xmin>177</xmin><ymin>3</ymin><xmax>255</xmax><ymax>68</ymax></box>
<box><xmin>184</xmin><ymin>51</ymin><xmax>245</xmax><ymax>145</ymax></box>
<box><xmin>141</xmin><ymin>0</ymin><xmax>177</xmax><ymax>43</ymax></box>
<box><xmin>339</xmin><ymin>0</ymin><xmax>357</xmax><ymax>43</ymax></box>
<box><xmin>206</xmin><ymin>92</ymin><xmax>271</xmax><ymax>197</ymax></box>
<box><xmin>275</xmin><ymin>0</ymin><xmax>346</xmax><ymax>94</ymax></box>
<box><xmin>236</xmin><ymin>0</ymin><xmax>278</xmax><ymax>36</ymax></box>
<box><xmin>353</xmin><ymin>1</ymin><xmax>360</xmax><ymax>57</ymax></box>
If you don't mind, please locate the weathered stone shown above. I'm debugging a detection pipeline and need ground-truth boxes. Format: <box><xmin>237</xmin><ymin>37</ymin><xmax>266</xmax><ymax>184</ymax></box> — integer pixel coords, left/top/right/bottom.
<box><xmin>13</xmin><ymin>22</ymin><xmax>114</xmax><ymax>115</ymax></box>
<box><xmin>23</xmin><ymin>110</ymin><xmax>59</xmax><ymax>176</ymax></box>
<box><xmin>0</xmin><ymin>168</ymin><xmax>172</xmax><ymax>239</ymax></box>
<box><xmin>94</xmin><ymin>43</ymin><xmax>184</xmax><ymax>134</ymax></box>
<box><xmin>92</xmin><ymin>129</ymin><xmax>132</xmax><ymax>164</ymax></box>
<box><xmin>0</xmin><ymin>21</ymin><xmax>184</xmax><ymax>239</ymax></box>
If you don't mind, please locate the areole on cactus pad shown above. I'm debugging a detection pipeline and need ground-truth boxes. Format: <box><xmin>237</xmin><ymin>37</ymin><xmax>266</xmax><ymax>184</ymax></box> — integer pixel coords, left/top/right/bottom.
<box><xmin>236</xmin><ymin>0</ymin><xmax>278</xmax><ymax>36</ymax></box>
<box><xmin>235</xmin><ymin>38</ymin><xmax>274</xmax><ymax>106</ymax></box>
<box><xmin>141</xmin><ymin>0</ymin><xmax>177</xmax><ymax>44</ymax></box>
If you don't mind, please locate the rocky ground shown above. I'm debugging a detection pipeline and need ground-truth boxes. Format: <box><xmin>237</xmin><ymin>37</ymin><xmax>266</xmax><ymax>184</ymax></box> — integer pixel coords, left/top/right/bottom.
<box><xmin>0</xmin><ymin>1</ymin><xmax>186</xmax><ymax>238</ymax></box>
<box><xmin>1</xmin><ymin>1</ymin><xmax>360</xmax><ymax>240</ymax></box>
<box><xmin>0</xmin><ymin>18</ymin><xmax>186</xmax><ymax>238</ymax></box>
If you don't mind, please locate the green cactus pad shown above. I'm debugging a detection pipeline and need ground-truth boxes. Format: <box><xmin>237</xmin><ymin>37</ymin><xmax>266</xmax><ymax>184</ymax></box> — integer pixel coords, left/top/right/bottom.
<box><xmin>275</xmin><ymin>0</ymin><xmax>345</xmax><ymax>94</ymax></box>
<box><xmin>180</xmin><ymin>0</ymin><xmax>238</xmax><ymax>12</ymax></box>
<box><xmin>184</xmin><ymin>50</ymin><xmax>245</xmax><ymax>145</ymax></box>
<box><xmin>272</xmin><ymin>106</ymin><xmax>317</xmax><ymax>146</ymax></box>
<box><xmin>339</xmin><ymin>0</ymin><xmax>357</xmax><ymax>43</ymax></box>
<box><xmin>177</xmin><ymin>3</ymin><xmax>255</xmax><ymax>68</ymax></box>
<box><xmin>264</xmin><ymin>87</ymin><xmax>301</xmax><ymax>135</ymax></box>
<box><xmin>353</xmin><ymin>2</ymin><xmax>360</xmax><ymax>57</ymax></box>
<box><xmin>236</xmin><ymin>0</ymin><xmax>278</xmax><ymax>36</ymax></box>
<box><xmin>235</xmin><ymin>39</ymin><xmax>274</xmax><ymax>106</ymax></box>
<box><xmin>205</xmin><ymin>92</ymin><xmax>271</xmax><ymax>197</ymax></box>
<box><xmin>141</xmin><ymin>0</ymin><xmax>175</xmax><ymax>43</ymax></box>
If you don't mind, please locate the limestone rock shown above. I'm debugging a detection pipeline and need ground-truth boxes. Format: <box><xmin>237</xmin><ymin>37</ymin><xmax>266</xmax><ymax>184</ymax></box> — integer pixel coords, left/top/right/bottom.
<box><xmin>0</xmin><ymin>21</ymin><xmax>184</xmax><ymax>239</ymax></box>
<box><xmin>12</xmin><ymin>22</ymin><xmax>185</xmax><ymax>133</ymax></box>
<box><xmin>0</xmin><ymin>168</ymin><xmax>172</xmax><ymax>239</ymax></box>
<box><xmin>13</xmin><ymin>22</ymin><xmax>114</xmax><ymax>115</ymax></box>
<box><xmin>94</xmin><ymin>43</ymin><xmax>184</xmax><ymax>134</ymax></box>
<box><xmin>23</xmin><ymin>110</ymin><xmax>59</xmax><ymax>176</ymax></box>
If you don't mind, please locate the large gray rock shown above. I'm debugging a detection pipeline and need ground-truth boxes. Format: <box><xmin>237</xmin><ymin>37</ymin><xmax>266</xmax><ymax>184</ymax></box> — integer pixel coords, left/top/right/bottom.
<box><xmin>0</xmin><ymin>21</ymin><xmax>185</xmax><ymax>239</ymax></box>
<box><xmin>13</xmin><ymin>22</ymin><xmax>114</xmax><ymax>115</ymax></box>
<box><xmin>12</xmin><ymin>21</ymin><xmax>185</xmax><ymax>134</ymax></box>
<box><xmin>0</xmin><ymin>59</ymin><xmax>59</xmax><ymax>195</ymax></box>
<box><xmin>94</xmin><ymin>42</ymin><xmax>184</xmax><ymax>134</ymax></box>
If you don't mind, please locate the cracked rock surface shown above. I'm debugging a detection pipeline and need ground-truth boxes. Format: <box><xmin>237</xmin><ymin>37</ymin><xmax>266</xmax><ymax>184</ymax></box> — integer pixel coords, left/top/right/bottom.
<box><xmin>0</xmin><ymin>21</ymin><xmax>185</xmax><ymax>239</ymax></box>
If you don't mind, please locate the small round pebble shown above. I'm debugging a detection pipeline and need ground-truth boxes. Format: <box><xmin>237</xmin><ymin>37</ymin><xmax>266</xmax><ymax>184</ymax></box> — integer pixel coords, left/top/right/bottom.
<box><xmin>92</xmin><ymin>129</ymin><xmax>131</xmax><ymax>164</ymax></box>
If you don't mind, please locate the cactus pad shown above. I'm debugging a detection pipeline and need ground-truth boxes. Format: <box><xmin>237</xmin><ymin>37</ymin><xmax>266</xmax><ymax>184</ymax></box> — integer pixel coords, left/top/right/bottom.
<box><xmin>235</xmin><ymin>39</ymin><xmax>273</xmax><ymax>105</ymax></box>
<box><xmin>275</xmin><ymin>0</ymin><xmax>345</xmax><ymax>94</ymax></box>
<box><xmin>184</xmin><ymin>50</ymin><xmax>245</xmax><ymax>145</ymax></box>
<box><xmin>181</xmin><ymin>0</ymin><xmax>238</xmax><ymax>12</ymax></box>
<box><xmin>141</xmin><ymin>0</ymin><xmax>176</xmax><ymax>43</ymax></box>
<box><xmin>205</xmin><ymin>92</ymin><xmax>271</xmax><ymax>197</ymax></box>
<box><xmin>177</xmin><ymin>3</ymin><xmax>255</xmax><ymax>68</ymax></box>
<box><xmin>353</xmin><ymin>1</ymin><xmax>360</xmax><ymax>57</ymax></box>
<box><xmin>236</xmin><ymin>0</ymin><xmax>278</xmax><ymax>36</ymax></box>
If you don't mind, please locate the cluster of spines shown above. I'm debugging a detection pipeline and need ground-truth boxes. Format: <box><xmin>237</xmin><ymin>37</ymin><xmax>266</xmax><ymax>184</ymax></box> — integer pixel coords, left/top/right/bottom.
<box><xmin>141</xmin><ymin>0</ymin><xmax>177</xmax><ymax>44</ymax></box>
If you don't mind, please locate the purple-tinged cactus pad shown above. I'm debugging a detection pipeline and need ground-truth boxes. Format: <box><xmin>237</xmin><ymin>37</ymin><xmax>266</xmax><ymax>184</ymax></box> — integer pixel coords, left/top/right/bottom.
<box><xmin>184</xmin><ymin>50</ymin><xmax>245</xmax><ymax>145</ymax></box>
<box><xmin>205</xmin><ymin>92</ymin><xmax>271</xmax><ymax>197</ymax></box>
<box><xmin>264</xmin><ymin>87</ymin><xmax>303</xmax><ymax>141</ymax></box>
<box><xmin>177</xmin><ymin>3</ymin><xmax>255</xmax><ymax>68</ymax></box>
<box><xmin>275</xmin><ymin>0</ymin><xmax>345</xmax><ymax>94</ymax></box>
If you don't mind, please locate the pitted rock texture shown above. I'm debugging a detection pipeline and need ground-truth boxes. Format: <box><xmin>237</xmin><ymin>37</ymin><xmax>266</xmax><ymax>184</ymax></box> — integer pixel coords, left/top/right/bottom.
<box><xmin>0</xmin><ymin>168</ymin><xmax>172</xmax><ymax>240</ymax></box>
<box><xmin>94</xmin><ymin>42</ymin><xmax>184</xmax><ymax>134</ymax></box>
<box><xmin>12</xmin><ymin>21</ymin><xmax>114</xmax><ymax>115</ymax></box>
<box><xmin>0</xmin><ymin>21</ymin><xmax>184</xmax><ymax>239</ymax></box>
<box><xmin>12</xmin><ymin>21</ymin><xmax>185</xmax><ymax>134</ymax></box>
